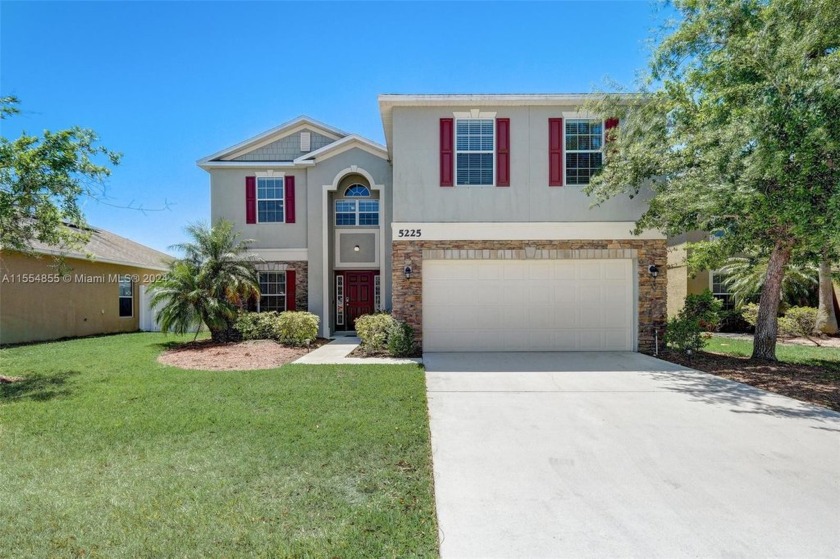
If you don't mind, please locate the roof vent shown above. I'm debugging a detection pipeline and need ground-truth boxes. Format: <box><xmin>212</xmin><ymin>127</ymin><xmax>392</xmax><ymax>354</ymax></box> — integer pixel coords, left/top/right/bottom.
<box><xmin>300</xmin><ymin>131</ymin><xmax>311</xmax><ymax>152</ymax></box>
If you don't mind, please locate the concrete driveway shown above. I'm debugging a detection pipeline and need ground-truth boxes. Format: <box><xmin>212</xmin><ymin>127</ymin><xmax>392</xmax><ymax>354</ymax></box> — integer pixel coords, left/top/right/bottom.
<box><xmin>424</xmin><ymin>352</ymin><xmax>840</xmax><ymax>559</ymax></box>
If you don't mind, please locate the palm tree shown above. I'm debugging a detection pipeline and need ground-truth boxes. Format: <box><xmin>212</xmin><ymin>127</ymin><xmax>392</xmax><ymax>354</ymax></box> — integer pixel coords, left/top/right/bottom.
<box><xmin>150</xmin><ymin>220</ymin><xmax>259</xmax><ymax>342</ymax></box>
<box><xmin>718</xmin><ymin>256</ymin><xmax>818</xmax><ymax>308</ymax></box>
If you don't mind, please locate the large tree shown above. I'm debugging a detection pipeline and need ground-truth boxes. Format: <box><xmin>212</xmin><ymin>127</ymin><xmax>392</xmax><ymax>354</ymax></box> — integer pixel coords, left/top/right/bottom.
<box><xmin>0</xmin><ymin>96</ymin><xmax>121</xmax><ymax>252</ymax></box>
<box><xmin>586</xmin><ymin>0</ymin><xmax>840</xmax><ymax>360</ymax></box>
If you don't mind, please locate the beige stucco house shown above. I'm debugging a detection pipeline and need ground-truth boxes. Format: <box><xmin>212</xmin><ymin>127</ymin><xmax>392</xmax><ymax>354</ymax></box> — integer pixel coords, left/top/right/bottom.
<box><xmin>200</xmin><ymin>95</ymin><xmax>668</xmax><ymax>353</ymax></box>
<box><xmin>0</xmin><ymin>227</ymin><xmax>171</xmax><ymax>345</ymax></box>
<box><xmin>666</xmin><ymin>232</ymin><xmax>720</xmax><ymax>317</ymax></box>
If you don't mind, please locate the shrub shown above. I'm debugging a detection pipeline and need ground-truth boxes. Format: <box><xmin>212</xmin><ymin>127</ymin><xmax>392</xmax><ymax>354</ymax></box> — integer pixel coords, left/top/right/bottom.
<box><xmin>277</xmin><ymin>311</ymin><xmax>319</xmax><ymax>346</ymax></box>
<box><xmin>665</xmin><ymin>315</ymin><xmax>706</xmax><ymax>354</ymax></box>
<box><xmin>718</xmin><ymin>308</ymin><xmax>751</xmax><ymax>333</ymax></box>
<box><xmin>777</xmin><ymin>306</ymin><xmax>818</xmax><ymax>339</ymax></box>
<box><xmin>741</xmin><ymin>302</ymin><xmax>759</xmax><ymax>327</ymax></box>
<box><xmin>387</xmin><ymin>321</ymin><xmax>417</xmax><ymax>357</ymax></box>
<box><xmin>682</xmin><ymin>290</ymin><xmax>723</xmax><ymax>331</ymax></box>
<box><xmin>355</xmin><ymin>313</ymin><xmax>397</xmax><ymax>352</ymax></box>
<box><xmin>234</xmin><ymin>311</ymin><xmax>281</xmax><ymax>341</ymax></box>
<box><xmin>741</xmin><ymin>303</ymin><xmax>819</xmax><ymax>340</ymax></box>
<box><xmin>234</xmin><ymin>310</ymin><xmax>318</xmax><ymax>346</ymax></box>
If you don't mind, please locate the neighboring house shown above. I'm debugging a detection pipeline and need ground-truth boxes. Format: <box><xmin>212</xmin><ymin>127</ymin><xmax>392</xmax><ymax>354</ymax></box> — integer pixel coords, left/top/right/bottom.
<box><xmin>199</xmin><ymin>95</ymin><xmax>668</xmax><ymax>353</ymax></box>
<box><xmin>0</xmin><ymin>226</ymin><xmax>171</xmax><ymax>345</ymax></box>
<box><xmin>666</xmin><ymin>232</ymin><xmax>731</xmax><ymax>317</ymax></box>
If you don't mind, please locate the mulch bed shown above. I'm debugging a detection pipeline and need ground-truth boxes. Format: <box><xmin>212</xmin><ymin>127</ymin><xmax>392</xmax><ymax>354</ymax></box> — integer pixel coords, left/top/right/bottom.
<box><xmin>661</xmin><ymin>350</ymin><xmax>840</xmax><ymax>412</ymax></box>
<box><xmin>158</xmin><ymin>338</ymin><xmax>330</xmax><ymax>371</ymax></box>
<box><xmin>347</xmin><ymin>345</ymin><xmax>422</xmax><ymax>359</ymax></box>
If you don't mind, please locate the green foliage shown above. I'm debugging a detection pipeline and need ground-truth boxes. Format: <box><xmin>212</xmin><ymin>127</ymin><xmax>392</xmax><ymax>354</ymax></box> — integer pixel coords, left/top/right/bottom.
<box><xmin>716</xmin><ymin>256</ymin><xmax>817</xmax><ymax>306</ymax></box>
<box><xmin>355</xmin><ymin>313</ymin><xmax>398</xmax><ymax>352</ymax></box>
<box><xmin>778</xmin><ymin>307</ymin><xmax>819</xmax><ymax>339</ymax></box>
<box><xmin>665</xmin><ymin>315</ymin><xmax>706</xmax><ymax>355</ymax></box>
<box><xmin>718</xmin><ymin>307</ymin><xmax>751</xmax><ymax>333</ymax></box>
<box><xmin>150</xmin><ymin>220</ymin><xmax>259</xmax><ymax>342</ymax></box>
<box><xmin>741</xmin><ymin>303</ymin><xmax>820</xmax><ymax>340</ymax></box>
<box><xmin>276</xmin><ymin>311</ymin><xmax>319</xmax><ymax>346</ymax></box>
<box><xmin>0</xmin><ymin>96</ymin><xmax>122</xmax><ymax>252</ymax></box>
<box><xmin>234</xmin><ymin>311</ymin><xmax>281</xmax><ymax>341</ymax></box>
<box><xmin>667</xmin><ymin>292</ymin><xmax>718</xmax><ymax>353</ymax></box>
<box><xmin>742</xmin><ymin>303</ymin><xmax>760</xmax><ymax>327</ymax></box>
<box><xmin>584</xmin><ymin>0</ymin><xmax>840</xmax><ymax>359</ymax></box>
<box><xmin>682</xmin><ymin>290</ymin><xmax>723</xmax><ymax>331</ymax></box>
<box><xmin>387</xmin><ymin>321</ymin><xmax>417</xmax><ymax>358</ymax></box>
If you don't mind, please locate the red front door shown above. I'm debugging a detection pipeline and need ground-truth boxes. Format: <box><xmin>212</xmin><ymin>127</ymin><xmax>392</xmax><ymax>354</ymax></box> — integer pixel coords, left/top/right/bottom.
<box><xmin>343</xmin><ymin>271</ymin><xmax>377</xmax><ymax>329</ymax></box>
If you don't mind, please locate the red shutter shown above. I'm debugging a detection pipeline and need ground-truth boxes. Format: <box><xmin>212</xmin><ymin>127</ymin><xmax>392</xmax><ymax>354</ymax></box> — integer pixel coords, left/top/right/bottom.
<box><xmin>549</xmin><ymin>118</ymin><xmax>564</xmax><ymax>187</ymax></box>
<box><xmin>284</xmin><ymin>175</ymin><xmax>296</xmax><ymax>223</ymax></box>
<box><xmin>285</xmin><ymin>270</ymin><xmax>296</xmax><ymax>311</ymax></box>
<box><xmin>440</xmin><ymin>118</ymin><xmax>454</xmax><ymax>186</ymax></box>
<box><xmin>496</xmin><ymin>118</ymin><xmax>510</xmax><ymax>187</ymax></box>
<box><xmin>605</xmin><ymin>118</ymin><xmax>619</xmax><ymax>143</ymax></box>
<box><xmin>245</xmin><ymin>176</ymin><xmax>257</xmax><ymax>223</ymax></box>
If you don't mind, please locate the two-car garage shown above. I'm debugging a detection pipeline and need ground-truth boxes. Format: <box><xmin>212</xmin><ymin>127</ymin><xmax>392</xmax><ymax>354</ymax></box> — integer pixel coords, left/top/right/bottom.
<box><xmin>422</xmin><ymin>259</ymin><xmax>636</xmax><ymax>352</ymax></box>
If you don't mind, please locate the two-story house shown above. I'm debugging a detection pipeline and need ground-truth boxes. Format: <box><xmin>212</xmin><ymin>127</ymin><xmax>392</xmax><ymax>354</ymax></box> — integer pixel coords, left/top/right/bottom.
<box><xmin>199</xmin><ymin>95</ymin><xmax>667</xmax><ymax>353</ymax></box>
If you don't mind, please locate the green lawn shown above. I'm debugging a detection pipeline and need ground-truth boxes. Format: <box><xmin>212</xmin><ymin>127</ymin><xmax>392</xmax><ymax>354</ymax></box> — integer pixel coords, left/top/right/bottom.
<box><xmin>0</xmin><ymin>333</ymin><xmax>438</xmax><ymax>558</ymax></box>
<box><xmin>706</xmin><ymin>335</ymin><xmax>840</xmax><ymax>372</ymax></box>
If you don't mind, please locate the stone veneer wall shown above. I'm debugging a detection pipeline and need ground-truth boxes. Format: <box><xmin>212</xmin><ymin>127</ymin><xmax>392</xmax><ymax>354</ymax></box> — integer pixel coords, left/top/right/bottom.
<box><xmin>255</xmin><ymin>261</ymin><xmax>308</xmax><ymax>311</ymax></box>
<box><xmin>391</xmin><ymin>240</ymin><xmax>667</xmax><ymax>354</ymax></box>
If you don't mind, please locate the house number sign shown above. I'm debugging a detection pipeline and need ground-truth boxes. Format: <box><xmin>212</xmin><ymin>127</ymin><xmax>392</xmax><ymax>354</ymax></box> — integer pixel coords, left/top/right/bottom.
<box><xmin>397</xmin><ymin>229</ymin><xmax>422</xmax><ymax>238</ymax></box>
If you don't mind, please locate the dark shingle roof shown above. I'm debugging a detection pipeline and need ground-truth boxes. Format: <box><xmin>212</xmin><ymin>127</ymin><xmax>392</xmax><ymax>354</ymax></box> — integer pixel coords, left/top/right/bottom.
<box><xmin>26</xmin><ymin>225</ymin><xmax>172</xmax><ymax>271</ymax></box>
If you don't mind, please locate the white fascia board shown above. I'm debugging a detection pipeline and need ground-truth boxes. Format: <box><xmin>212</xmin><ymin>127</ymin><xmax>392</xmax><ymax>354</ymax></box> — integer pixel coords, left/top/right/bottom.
<box><xmin>248</xmin><ymin>248</ymin><xmax>308</xmax><ymax>261</ymax></box>
<box><xmin>196</xmin><ymin>115</ymin><xmax>349</xmax><ymax>165</ymax></box>
<box><xmin>294</xmin><ymin>135</ymin><xmax>388</xmax><ymax>164</ymax></box>
<box><xmin>390</xmin><ymin>222</ymin><xmax>665</xmax><ymax>241</ymax></box>
<box><xmin>197</xmin><ymin>161</ymin><xmax>314</xmax><ymax>170</ymax></box>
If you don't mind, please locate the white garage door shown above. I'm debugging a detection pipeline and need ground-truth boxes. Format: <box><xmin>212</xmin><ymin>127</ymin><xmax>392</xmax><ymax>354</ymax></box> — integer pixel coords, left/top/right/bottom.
<box><xmin>423</xmin><ymin>259</ymin><xmax>635</xmax><ymax>352</ymax></box>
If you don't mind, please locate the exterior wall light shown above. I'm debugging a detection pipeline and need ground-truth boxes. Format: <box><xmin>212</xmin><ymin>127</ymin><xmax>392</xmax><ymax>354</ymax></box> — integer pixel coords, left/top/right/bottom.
<box><xmin>353</xmin><ymin>244</ymin><xmax>360</xmax><ymax>252</ymax></box>
<box><xmin>404</xmin><ymin>266</ymin><xmax>412</xmax><ymax>280</ymax></box>
<box><xmin>648</xmin><ymin>264</ymin><xmax>659</xmax><ymax>278</ymax></box>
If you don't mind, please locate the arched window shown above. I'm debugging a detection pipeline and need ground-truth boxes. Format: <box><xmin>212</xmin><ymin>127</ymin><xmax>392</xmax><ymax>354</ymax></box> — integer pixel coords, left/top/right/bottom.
<box><xmin>336</xmin><ymin>184</ymin><xmax>378</xmax><ymax>226</ymax></box>
<box><xmin>344</xmin><ymin>184</ymin><xmax>371</xmax><ymax>197</ymax></box>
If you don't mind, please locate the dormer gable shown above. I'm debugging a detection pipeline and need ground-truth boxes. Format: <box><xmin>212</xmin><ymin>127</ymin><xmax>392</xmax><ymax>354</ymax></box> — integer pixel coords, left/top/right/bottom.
<box><xmin>197</xmin><ymin>116</ymin><xmax>347</xmax><ymax>168</ymax></box>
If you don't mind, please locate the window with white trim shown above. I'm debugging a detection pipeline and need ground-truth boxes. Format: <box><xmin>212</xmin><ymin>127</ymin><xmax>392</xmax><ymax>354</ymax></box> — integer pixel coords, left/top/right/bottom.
<box><xmin>257</xmin><ymin>177</ymin><xmax>284</xmax><ymax>223</ymax></box>
<box><xmin>335</xmin><ymin>184</ymin><xmax>379</xmax><ymax>226</ymax></box>
<box><xmin>456</xmin><ymin>119</ymin><xmax>494</xmax><ymax>186</ymax></box>
<box><xmin>711</xmin><ymin>271</ymin><xmax>734</xmax><ymax>309</ymax></box>
<box><xmin>565</xmin><ymin>119</ymin><xmax>603</xmax><ymax>186</ymax></box>
<box><xmin>118</xmin><ymin>276</ymin><xmax>133</xmax><ymax>317</ymax></box>
<box><xmin>258</xmin><ymin>271</ymin><xmax>286</xmax><ymax>312</ymax></box>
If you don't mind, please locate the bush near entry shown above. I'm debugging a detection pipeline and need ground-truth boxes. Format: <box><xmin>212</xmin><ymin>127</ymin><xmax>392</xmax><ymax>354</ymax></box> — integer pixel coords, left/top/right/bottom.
<box><xmin>234</xmin><ymin>311</ymin><xmax>319</xmax><ymax>346</ymax></box>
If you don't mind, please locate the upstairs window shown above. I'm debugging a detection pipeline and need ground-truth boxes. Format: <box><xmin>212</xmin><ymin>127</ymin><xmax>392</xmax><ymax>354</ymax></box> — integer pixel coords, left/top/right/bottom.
<box><xmin>335</xmin><ymin>184</ymin><xmax>379</xmax><ymax>226</ymax></box>
<box><xmin>257</xmin><ymin>177</ymin><xmax>284</xmax><ymax>223</ymax></box>
<box><xmin>456</xmin><ymin>119</ymin><xmax>495</xmax><ymax>186</ymax></box>
<box><xmin>565</xmin><ymin>120</ymin><xmax>603</xmax><ymax>186</ymax></box>
<box><xmin>258</xmin><ymin>271</ymin><xmax>286</xmax><ymax>311</ymax></box>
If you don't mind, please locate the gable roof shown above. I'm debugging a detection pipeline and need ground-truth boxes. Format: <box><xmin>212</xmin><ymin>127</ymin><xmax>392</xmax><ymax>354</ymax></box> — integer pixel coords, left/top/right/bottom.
<box><xmin>293</xmin><ymin>134</ymin><xmax>388</xmax><ymax>164</ymax></box>
<box><xmin>20</xmin><ymin>225</ymin><xmax>172</xmax><ymax>271</ymax></box>
<box><xmin>197</xmin><ymin>115</ymin><xmax>348</xmax><ymax>168</ymax></box>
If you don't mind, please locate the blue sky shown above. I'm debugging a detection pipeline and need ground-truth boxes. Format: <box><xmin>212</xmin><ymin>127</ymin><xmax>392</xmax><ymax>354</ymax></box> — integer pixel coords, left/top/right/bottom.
<box><xmin>1</xmin><ymin>1</ymin><xmax>671</xmax><ymax>254</ymax></box>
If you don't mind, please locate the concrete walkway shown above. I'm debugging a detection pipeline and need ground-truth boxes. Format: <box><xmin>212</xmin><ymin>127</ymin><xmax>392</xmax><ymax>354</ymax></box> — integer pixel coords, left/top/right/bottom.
<box><xmin>293</xmin><ymin>336</ymin><xmax>422</xmax><ymax>365</ymax></box>
<box><xmin>425</xmin><ymin>351</ymin><xmax>840</xmax><ymax>559</ymax></box>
